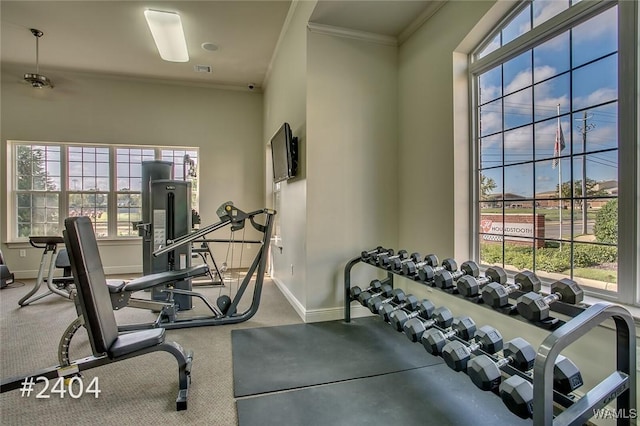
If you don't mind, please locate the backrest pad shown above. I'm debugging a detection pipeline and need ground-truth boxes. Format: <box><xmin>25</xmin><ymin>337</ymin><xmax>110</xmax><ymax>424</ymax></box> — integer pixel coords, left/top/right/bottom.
<box><xmin>64</xmin><ymin>216</ymin><xmax>118</xmax><ymax>355</ymax></box>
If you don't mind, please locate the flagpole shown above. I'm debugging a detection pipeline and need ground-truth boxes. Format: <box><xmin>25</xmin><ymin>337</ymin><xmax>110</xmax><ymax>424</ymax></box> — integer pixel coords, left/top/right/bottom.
<box><xmin>557</xmin><ymin>104</ymin><xmax>563</xmax><ymax>250</ymax></box>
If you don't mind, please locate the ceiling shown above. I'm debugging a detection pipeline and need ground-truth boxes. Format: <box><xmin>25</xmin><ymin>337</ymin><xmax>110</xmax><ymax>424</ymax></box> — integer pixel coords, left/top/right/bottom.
<box><xmin>310</xmin><ymin>0</ymin><xmax>434</xmax><ymax>37</ymax></box>
<box><xmin>1</xmin><ymin>1</ymin><xmax>441</xmax><ymax>90</ymax></box>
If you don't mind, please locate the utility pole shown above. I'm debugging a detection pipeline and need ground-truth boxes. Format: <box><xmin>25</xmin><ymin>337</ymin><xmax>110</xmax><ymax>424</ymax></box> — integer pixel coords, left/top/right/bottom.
<box><xmin>575</xmin><ymin>111</ymin><xmax>596</xmax><ymax>235</ymax></box>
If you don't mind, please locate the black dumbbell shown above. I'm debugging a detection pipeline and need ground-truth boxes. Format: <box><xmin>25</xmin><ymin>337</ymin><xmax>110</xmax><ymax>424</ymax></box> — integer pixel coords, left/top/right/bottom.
<box><xmin>388</xmin><ymin>300</ymin><xmax>436</xmax><ymax>332</ymax></box>
<box><xmin>367</xmin><ymin>248</ymin><xmax>396</xmax><ymax>265</ymax></box>
<box><xmin>403</xmin><ymin>306</ymin><xmax>454</xmax><ymax>342</ymax></box>
<box><xmin>367</xmin><ymin>288</ymin><xmax>406</xmax><ymax>314</ymax></box>
<box><xmin>516</xmin><ymin>278</ymin><xmax>583</xmax><ymax>322</ymax></box>
<box><xmin>356</xmin><ymin>284</ymin><xmax>393</xmax><ymax>307</ymax></box>
<box><xmin>441</xmin><ymin>326</ymin><xmax>505</xmax><ymax>371</ymax></box>
<box><xmin>360</xmin><ymin>246</ymin><xmax>390</xmax><ymax>262</ymax></box>
<box><xmin>468</xmin><ymin>337</ymin><xmax>582</xmax><ymax>394</ymax></box>
<box><xmin>499</xmin><ymin>355</ymin><xmax>584</xmax><ymax>419</ymax></box>
<box><xmin>401</xmin><ymin>253</ymin><xmax>439</xmax><ymax>276</ymax></box>
<box><xmin>481</xmin><ymin>270</ymin><xmax>541</xmax><ymax>309</ymax></box>
<box><xmin>456</xmin><ymin>266</ymin><xmax>507</xmax><ymax>298</ymax></box>
<box><xmin>378</xmin><ymin>250</ymin><xmax>409</xmax><ymax>269</ymax></box>
<box><xmin>379</xmin><ymin>294</ymin><xmax>420</xmax><ymax>322</ymax></box>
<box><xmin>421</xmin><ymin>316</ymin><xmax>478</xmax><ymax>355</ymax></box>
<box><xmin>349</xmin><ymin>278</ymin><xmax>384</xmax><ymax>301</ymax></box>
<box><xmin>467</xmin><ymin>337</ymin><xmax>537</xmax><ymax>391</ymax></box>
<box><xmin>390</xmin><ymin>252</ymin><xmax>422</xmax><ymax>273</ymax></box>
<box><xmin>433</xmin><ymin>260</ymin><xmax>480</xmax><ymax>289</ymax></box>
<box><xmin>417</xmin><ymin>258</ymin><xmax>459</xmax><ymax>282</ymax></box>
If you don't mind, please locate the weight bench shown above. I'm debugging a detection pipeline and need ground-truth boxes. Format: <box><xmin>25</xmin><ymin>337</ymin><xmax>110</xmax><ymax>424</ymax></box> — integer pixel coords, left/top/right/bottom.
<box><xmin>1</xmin><ymin>216</ymin><xmax>195</xmax><ymax>410</ymax></box>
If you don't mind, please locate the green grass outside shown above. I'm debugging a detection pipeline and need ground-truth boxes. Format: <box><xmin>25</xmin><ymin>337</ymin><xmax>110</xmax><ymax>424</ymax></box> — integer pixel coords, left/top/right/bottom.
<box><xmin>568</xmin><ymin>267</ymin><xmax>617</xmax><ymax>284</ymax></box>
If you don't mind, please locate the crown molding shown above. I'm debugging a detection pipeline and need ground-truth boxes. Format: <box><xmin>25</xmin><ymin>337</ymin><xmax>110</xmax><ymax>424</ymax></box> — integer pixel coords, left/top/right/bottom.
<box><xmin>307</xmin><ymin>22</ymin><xmax>397</xmax><ymax>47</ymax></box>
<box><xmin>1</xmin><ymin>61</ymin><xmax>259</xmax><ymax>92</ymax></box>
<box><xmin>397</xmin><ymin>0</ymin><xmax>447</xmax><ymax>45</ymax></box>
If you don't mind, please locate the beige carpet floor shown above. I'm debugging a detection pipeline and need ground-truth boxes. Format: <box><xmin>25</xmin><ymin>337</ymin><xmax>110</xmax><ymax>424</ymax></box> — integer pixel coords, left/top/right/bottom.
<box><xmin>0</xmin><ymin>272</ymin><xmax>302</xmax><ymax>426</ymax></box>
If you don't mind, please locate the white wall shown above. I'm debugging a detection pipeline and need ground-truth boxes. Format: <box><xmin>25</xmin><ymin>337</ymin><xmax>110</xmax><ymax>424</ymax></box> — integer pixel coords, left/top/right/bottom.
<box><xmin>263</xmin><ymin>0</ymin><xmax>316</xmax><ymax>317</ymax></box>
<box><xmin>398</xmin><ymin>1</ymin><xmax>498</xmax><ymax>262</ymax></box>
<box><xmin>305</xmin><ymin>31</ymin><xmax>398</xmax><ymax>318</ymax></box>
<box><xmin>264</xmin><ymin>2</ymin><xmax>399</xmax><ymax>321</ymax></box>
<box><xmin>1</xmin><ymin>65</ymin><xmax>264</xmax><ymax>276</ymax></box>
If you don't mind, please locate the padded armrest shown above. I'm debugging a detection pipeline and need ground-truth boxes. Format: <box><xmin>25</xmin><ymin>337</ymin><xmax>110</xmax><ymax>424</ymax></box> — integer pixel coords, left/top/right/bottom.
<box><xmin>107</xmin><ymin>328</ymin><xmax>165</xmax><ymax>358</ymax></box>
<box><xmin>29</xmin><ymin>236</ymin><xmax>65</xmax><ymax>245</ymax></box>
<box><xmin>123</xmin><ymin>264</ymin><xmax>209</xmax><ymax>292</ymax></box>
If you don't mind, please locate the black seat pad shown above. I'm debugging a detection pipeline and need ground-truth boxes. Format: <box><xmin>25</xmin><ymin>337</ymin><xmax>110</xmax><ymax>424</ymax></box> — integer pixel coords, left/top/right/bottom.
<box><xmin>108</xmin><ymin>328</ymin><xmax>166</xmax><ymax>358</ymax></box>
<box><xmin>123</xmin><ymin>264</ymin><xmax>209</xmax><ymax>292</ymax></box>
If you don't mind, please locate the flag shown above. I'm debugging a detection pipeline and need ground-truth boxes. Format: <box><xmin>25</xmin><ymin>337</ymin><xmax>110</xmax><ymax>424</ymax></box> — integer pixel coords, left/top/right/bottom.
<box><xmin>552</xmin><ymin>121</ymin><xmax>566</xmax><ymax>169</ymax></box>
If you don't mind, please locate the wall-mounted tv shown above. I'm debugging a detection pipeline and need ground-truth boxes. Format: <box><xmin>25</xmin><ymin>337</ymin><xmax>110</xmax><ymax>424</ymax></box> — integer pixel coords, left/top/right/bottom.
<box><xmin>270</xmin><ymin>122</ymin><xmax>298</xmax><ymax>183</ymax></box>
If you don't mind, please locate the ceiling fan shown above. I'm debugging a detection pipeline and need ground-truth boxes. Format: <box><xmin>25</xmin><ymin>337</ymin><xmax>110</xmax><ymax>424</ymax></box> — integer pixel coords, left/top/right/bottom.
<box><xmin>24</xmin><ymin>28</ymin><xmax>54</xmax><ymax>89</ymax></box>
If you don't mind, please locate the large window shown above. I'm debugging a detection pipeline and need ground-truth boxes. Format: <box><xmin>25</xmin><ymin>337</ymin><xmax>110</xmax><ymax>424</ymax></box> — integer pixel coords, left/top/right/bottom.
<box><xmin>470</xmin><ymin>0</ymin><xmax>637</xmax><ymax>301</ymax></box>
<box><xmin>9</xmin><ymin>142</ymin><xmax>198</xmax><ymax>240</ymax></box>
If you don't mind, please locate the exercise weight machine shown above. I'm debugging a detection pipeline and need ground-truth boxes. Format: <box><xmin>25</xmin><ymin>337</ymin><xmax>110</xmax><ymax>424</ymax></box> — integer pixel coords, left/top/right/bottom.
<box><xmin>119</xmin><ymin>201</ymin><xmax>275</xmax><ymax>330</ymax></box>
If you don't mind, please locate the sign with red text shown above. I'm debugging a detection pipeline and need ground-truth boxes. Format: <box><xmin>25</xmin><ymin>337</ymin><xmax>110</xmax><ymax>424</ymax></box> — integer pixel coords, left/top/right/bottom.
<box><xmin>480</xmin><ymin>214</ymin><xmax>545</xmax><ymax>247</ymax></box>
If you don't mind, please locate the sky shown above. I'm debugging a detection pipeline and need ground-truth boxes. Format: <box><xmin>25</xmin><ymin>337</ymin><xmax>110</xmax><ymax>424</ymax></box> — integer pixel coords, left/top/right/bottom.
<box><xmin>477</xmin><ymin>2</ymin><xmax>619</xmax><ymax>199</ymax></box>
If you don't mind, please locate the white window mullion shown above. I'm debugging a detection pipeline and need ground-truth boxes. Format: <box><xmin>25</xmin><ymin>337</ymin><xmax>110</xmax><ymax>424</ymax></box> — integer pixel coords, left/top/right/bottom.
<box><xmin>108</xmin><ymin>147</ymin><xmax>117</xmax><ymax>237</ymax></box>
<box><xmin>60</xmin><ymin>145</ymin><xmax>68</xmax><ymax>232</ymax></box>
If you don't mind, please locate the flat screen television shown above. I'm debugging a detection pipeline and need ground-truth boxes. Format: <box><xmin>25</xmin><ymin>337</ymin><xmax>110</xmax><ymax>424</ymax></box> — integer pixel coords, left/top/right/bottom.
<box><xmin>270</xmin><ymin>122</ymin><xmax>298</xmax><ymax>183</ymax></box>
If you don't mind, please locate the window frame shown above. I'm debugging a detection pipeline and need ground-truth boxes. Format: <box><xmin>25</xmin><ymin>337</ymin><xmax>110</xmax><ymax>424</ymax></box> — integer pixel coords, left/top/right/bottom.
<box><xmin>468</xmin><ymin>0</ymin><xmax>638</xmax><ymax>305</ymax></box>
<box><xmin>7</xmin><ymin>141</ymin><xmax>199</xmax><ymax>241</ymax></box>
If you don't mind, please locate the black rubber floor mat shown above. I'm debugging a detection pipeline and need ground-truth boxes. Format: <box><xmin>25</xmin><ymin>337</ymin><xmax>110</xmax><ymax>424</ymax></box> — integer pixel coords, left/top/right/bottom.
<box><xmin>236</xmin><ymin>363</ymin><xmax>531</xmax><ymax>426</ymax></box>
<box><xmin>232</xmin><ymin>317</ymin><xmax>443</xmax><ymax>397</ymax></box>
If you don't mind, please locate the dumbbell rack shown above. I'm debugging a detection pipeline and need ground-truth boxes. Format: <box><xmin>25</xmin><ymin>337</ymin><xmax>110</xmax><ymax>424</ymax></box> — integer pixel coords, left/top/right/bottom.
<box><xmin>343</xmin><ymin>255</ymin><xmax>637</xmax><ymax>426</ymax></box>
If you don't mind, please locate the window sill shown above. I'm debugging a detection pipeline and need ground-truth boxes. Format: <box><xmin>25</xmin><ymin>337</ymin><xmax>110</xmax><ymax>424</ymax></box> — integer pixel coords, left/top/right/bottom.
<box><xmin>536</xmin><ymin>282</ymin><xmax>640</xmax><ymax>325</ymax></box>
<box><xmin>4</xmin><ymin>237</ymin><xmax>142</xmax><ymax>248</ymax></box>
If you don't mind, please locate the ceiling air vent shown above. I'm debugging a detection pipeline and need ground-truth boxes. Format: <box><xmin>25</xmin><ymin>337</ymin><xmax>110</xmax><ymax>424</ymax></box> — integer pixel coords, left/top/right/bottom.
<box><xmin>194</xmin><ymin>65</ymin><xmax>212</xmax><ymax>73</ymax></box>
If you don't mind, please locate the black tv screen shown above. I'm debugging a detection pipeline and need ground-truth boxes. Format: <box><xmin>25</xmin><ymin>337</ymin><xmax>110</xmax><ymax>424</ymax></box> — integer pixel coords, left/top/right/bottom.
<box><xmin>271</xmin><ymin>122</ymin><xmax>297</xmax><ymax>183</ymax></box>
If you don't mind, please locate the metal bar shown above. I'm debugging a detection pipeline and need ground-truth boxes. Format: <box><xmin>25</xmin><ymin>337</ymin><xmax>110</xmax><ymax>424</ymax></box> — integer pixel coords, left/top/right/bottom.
<box><xmin>166</xmin><ymin>288</ymin><xmax>223</xmax><ymax>316</ymax></box>
<box><xmin>193</xmin><ymin>239</ymin><xmax>263</xmax><ymax>244</ymax></box>
<box><xmin>227</xmin><ymin>210</ymin><xmax>275</xmax><ymax>321</ymax></box>
<box><xmin>153</xmin><ymin>208</ymin><xmax>269</xmax><ymax>257</ymax></box>
<box><xmin>553</xmin><ymin>372</ymin><xmax>630</xmax><ymax>426</ymax></box>
<box><xmin>533</xmin><ymin>302</ymin><xmax>636</xmax><ymax>426</ymax></box>
<box><xmin>18</xmin><ymin>245</ymin><xmax>57</xmax><ymax>306</ymax></box>
<box><xmin>153</xmin><ymin>217</ymin><xmax>231</xmax><ymax>256</ymax></box>
<box><xmin>343</xmin><ymin>256</ymin><xmax>362</xmax><ymax>323</ymax></box>
<box><xmin>126</xmin><ymin>298</ymin><xmax>173</xmax><ymax>311</ymax></box>
<box><xmin>226</xmin><ymin>247</ymin><xmax>262</xmax><ymax>316</ymax></box>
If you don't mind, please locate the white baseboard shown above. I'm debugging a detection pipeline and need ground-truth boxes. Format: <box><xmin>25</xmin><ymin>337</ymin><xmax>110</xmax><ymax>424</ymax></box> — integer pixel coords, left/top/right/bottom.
<box><xmin>271</xmin><ymin>276</ymin><xmax>373</xmax><ymax>323</ymax></box>
<box><xmin>271</xmin><ymin>276</ymin><xmax>306</xmax><ymax>320</ymax></box>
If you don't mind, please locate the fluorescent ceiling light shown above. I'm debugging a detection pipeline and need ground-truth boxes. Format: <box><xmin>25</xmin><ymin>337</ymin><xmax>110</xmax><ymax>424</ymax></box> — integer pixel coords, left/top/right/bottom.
<box><xmin>144</xmin><ymin>9</ymin><xmax>189</xmax><ymax>62</ymax></box>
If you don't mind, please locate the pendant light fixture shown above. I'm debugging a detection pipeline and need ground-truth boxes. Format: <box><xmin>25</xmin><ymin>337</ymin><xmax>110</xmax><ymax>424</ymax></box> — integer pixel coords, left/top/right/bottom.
<box><xmin>24</xmin><ymin>28</ymin><xmax>54</xmax><ymax>89</ymax></box>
